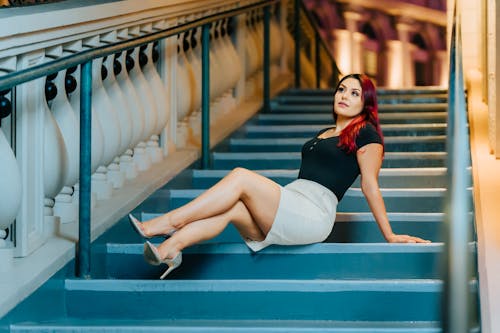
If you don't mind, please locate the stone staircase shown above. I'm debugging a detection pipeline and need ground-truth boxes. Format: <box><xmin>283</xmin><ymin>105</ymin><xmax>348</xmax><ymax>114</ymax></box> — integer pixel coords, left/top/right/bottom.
<box><xmin>0</xmin><ymin>87</ymin><xmax>480</xmax><ymax>332</ymax></box>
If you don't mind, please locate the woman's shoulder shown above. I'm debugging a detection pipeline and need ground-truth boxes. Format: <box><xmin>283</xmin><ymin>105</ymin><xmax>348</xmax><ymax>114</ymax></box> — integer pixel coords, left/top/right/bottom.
<box><xmin>356</xmin><ymin>122</ymin><xmax>383</xmax><ymax>146</ymax></box>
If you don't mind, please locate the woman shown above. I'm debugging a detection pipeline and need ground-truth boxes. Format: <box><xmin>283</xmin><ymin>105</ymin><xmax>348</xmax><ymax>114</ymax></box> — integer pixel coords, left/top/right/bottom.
<box><xmin>129</xmin><ymin>74</ymin><xmax>430</xmax><ymax>279</ymax></box>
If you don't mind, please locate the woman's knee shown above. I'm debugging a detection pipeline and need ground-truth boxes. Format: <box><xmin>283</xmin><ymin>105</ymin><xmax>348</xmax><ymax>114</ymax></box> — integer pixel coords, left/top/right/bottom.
<box><xmin>228</xmin><ymin>167</ymin><xmax>255</xmax><ymax>188</ymax></box>
<box><xmin>230</xmin><ymin>167</ymin><xmax>253</xmax><ymax>179</ymax></box>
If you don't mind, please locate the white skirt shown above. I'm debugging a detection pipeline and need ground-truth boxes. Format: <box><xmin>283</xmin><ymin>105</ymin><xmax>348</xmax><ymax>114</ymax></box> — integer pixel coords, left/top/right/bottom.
<box><xmin>245</xmin><ymin>179</ymin><xmax>338</xmax><ymax>252</ymax></box>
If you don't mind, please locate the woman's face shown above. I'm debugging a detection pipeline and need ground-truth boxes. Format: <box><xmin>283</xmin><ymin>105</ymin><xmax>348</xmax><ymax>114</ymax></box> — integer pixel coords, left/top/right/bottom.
<box><xmin>334</xmin><ymin>78</ymin><xmax>364</xmax><ymax>119</ymax></box>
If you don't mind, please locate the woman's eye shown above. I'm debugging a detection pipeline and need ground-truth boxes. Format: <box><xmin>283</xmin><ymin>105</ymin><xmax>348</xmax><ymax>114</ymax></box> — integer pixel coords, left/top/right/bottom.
<box><xmin>338</xmin><ymin>87</ymin><xmax>344</xmax><ymax>92</ymax></box>
<box><xmin>352</xmin><ymin>91</ymin><xmax>359</xmax><ymax>97</ymax></box>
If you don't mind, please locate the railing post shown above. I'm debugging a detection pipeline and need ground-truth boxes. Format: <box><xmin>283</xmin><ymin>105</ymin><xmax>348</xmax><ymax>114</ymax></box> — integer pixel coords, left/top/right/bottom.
<box><xmin>315</xmin><ymin>31</ymin><xmax>320</xmax><ymax>88</ymax></box>
<box><xmin>201</xmin><ymin>23</ymin><xmax>211</xmax><ymax>169</ymax></box>
<box><xmin>263</xmin><ymin>5</ymin><xmax>271</xmax><ymax>113</ymax></box>
<box><xmin>294</xmin><ymin>0</ymin><xmax>301</xmax><ymax>88</ymax></box>
<box><xmin>77</xmin><ymin>61</ymin><xmax>92</xmax><ymax>279</ymax></box>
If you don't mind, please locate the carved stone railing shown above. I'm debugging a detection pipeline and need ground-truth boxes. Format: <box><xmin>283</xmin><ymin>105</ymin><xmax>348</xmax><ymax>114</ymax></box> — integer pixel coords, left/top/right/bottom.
<box><xmin>0</xmin><ymin>0</ymin><xmax>292</xmax><ymax>268</ymax></box>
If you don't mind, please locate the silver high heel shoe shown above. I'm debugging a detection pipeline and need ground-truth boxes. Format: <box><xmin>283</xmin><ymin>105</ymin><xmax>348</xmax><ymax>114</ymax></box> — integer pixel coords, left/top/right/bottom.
<box><xmin>143</xmin><ymin>241</ymin><xmax>183</xmax><ymax>279</ymax></box>
<box><xmin>128</xmin><ymin>214</ymin><xmax>176</xmax><ymax>239</ymax></box>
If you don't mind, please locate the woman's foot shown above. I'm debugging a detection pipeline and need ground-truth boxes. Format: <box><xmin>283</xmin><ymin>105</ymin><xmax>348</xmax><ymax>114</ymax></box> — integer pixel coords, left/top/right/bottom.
<box><xmin>143</xmin><ymin>241</ymin><xmax>183</xmax><ymax>279</ymax></box>
<box><xmin>128</xmin><ymin>214</ymin><xmax>176</xmax><ymax>239</ymax></box>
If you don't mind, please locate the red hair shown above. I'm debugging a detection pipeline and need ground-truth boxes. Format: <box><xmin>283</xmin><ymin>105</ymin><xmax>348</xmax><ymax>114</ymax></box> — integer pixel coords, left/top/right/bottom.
<box><xmin>332</xmin><ymin>74</ymin><xmax>384</xmax><ymax>154</ymax></box>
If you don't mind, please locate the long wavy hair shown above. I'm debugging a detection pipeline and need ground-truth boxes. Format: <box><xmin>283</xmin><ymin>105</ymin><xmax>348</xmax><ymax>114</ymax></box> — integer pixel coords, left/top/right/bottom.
<box><xmin>333</xmin><ymin>73</ymin><xmax>384</xmax><ymax>154</ymax></box>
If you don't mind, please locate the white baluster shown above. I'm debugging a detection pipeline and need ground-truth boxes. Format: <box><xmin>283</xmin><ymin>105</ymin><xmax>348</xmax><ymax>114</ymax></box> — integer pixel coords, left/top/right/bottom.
<box><xmin>186</xmin><ymin>29</ymin><xmax>202</xmax><ymax>115</ymax></box>
<box><xmin>89</xmin><ymin>55</ymin><xmax>122</xmax><ymax>166</ymax></box>
<box><xmin>215</xmin><ymin>19</ymin><xmax>239</xmax><ymax>115</ymax></box>
<box><xmin>126</xmin><ymin>47</ymin><xmax>153</xmax><ymax>170</ymax></box>
<box><xmin>101</xmin><ymin>55</ymin><xmax>129</xmax><ymax>188</ymax></box>
<box><xmin>0</xmin><ymin>126</ymin><xmax>18</xmax><ymax>266</ymax></box>
<box><xmin>83</xmin><ymin>37</ymin><xmax>122</xmax><ymax>200</ymax></box>
<box><xmin>101</xmin><ymin>31</ymin><xmax>134</xmax><ymax>158</ymax></box>
<box><xmin>64</xmin><ymin>41</ymin><xmax>99</xmax><ymax>215</ymax></box>
<box><xmin>113</xmin><ymin>49</ymin><xmax>143</xmax><ymax>179</ymax></box>
<box><xmin>176</xmin><ymin>31</ymin><xmax>194</xmax><ymax>148</ymax></box>
<box><xmin>185</xmin><ymin>27</ymin><xmax>203</xmax><ymax>145</ymax></box>
<box><xmin>160</xmin><ymin>25</ymin><xmax>179</xmax><ymax>155</ymax></box>
<box><xmin>142</xmin><ymin>41</ymin><xmax>168</xmax><ymax>163</ymax></box>
<box><xmin>43</xmin><ymin>76</ymin><xmax>69</xmax><ymax>201</ymax></box>
<box><xmin>245</xmin><ymin>14</ymin><xmax>259</xmax><ymax>97</ymax></box>
<box><xmin>269</xmin><ymin>11</ymin><xmax>283</xmax><ymax>77</ymax></box>
<box><xmin>46</xmin><ymin>47</ymin><xmax>80</xmax><ymax>224</ymax></box>
<box><xmin>223</xmin><ymin>18</ymin><xmax>243</xmax><ymax>92</ymax></box>
<box><xmin>101</xmin><ymin>48</ymin><xmax>133</xmax><ymax>188</ymax></box>
<box><xmin>0</xmin><ymin>124</ymin><xmax>22</xmax><ymax>232</ymax></box>
<box><xmin>208</xmin><ymin>22</ymin><xmax>226</xmax><ymax>121</ymax></box>
<box><xmin>67</xmin><ymin>65</ymin><xmax>105</xmax><ymax>174</ymax></box>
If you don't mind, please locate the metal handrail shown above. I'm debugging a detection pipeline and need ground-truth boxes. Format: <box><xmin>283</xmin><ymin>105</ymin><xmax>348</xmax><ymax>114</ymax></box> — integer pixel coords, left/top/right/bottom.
<box><xmin>0</xmin><ymin>0</ymin><xmax>278</xmax><ymax>278</ymax></box>
<box><xmin>0</xmin><ymin>0</ymin><xmax>276</xmax><ymax>91</ymax></box>
<box><xmin>293</xmin><ymin>0</ymin><xmax>342</xmax><ymax>88</ymax></box>
<box><xmin>443</xmin><ymin>1</ymin><xmax>474</xmax><ymax>332</ymax></box>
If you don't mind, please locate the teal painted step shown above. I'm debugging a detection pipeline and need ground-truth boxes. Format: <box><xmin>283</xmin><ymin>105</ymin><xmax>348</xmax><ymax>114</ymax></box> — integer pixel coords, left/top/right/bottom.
<box><xmin>95</xmin><ymin>243</ymin><xmax>445</xmax><ymax>280</ymax></box>
<box><xmin>229</xmin><ymin>137</ymin><xmax>446</xmax><ymax>152</ymax></box>
<box><xmin>211</xmin><ymin>152</ymin><xmax>449</xmax><ymax>169</ymax></box>
<box><xmin>253</xmin><ymin>112</ymin><xmax>448</xmax><ymax>125</ymax></box>
<box><xmin>63</xmin><ymin>279</ymin><xmax>445</xmax><ymax>321</ymax></box>
<box><xmin>279</xmin><ymin>87</ymin><xmax>447</xmax><ymax>96</ymax></box>
<box><xmin>272</xmin><ymin>94</ymin><xmax>448</xmax><ymax>105</ymax></box>
<box><xmin>9</xmin><ymin>319</ymin><xmax>447</xmax><ymax>333</ymax></box>
<box><xmin>160</xmin><ymin>188</ymin><xmax>458</xmax><ymax>213</ymax></box>
<box><xmin>189</xmin><ymin>168</ymin><xmax>474</xmax><ymax>188</ymax></box>
<box><xmin>242</xmin><ymin>124</ymin><xmax>447</xmax><ymax>139</ymax></box>
<box><xmin>241</xmin><ymin>123</ymin><xmax>448</xmax><ymax>137</ymax></box>
<box><xmin>139</xmin><ymin>210</ymin><xmax>459</xmax><ymax>243</ymax></box>
<box><xmin>111</xmin><ymin>212</ymin><xmax>448</xmax><ymax>244</ymax></box>
<box><xmin>270</xmin><ymin>103</ymin><xmax>448</xmax><ymax>113</ymax></box>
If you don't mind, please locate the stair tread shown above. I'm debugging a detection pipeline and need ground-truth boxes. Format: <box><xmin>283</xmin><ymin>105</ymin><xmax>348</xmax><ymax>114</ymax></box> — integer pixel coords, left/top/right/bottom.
<box><xmin>12</xmin><ymin>319</ymin><xmax>443</xmax><ymax>332</ymax></box>
<box><xmin>192</xmin><ymin>168</ymin><xmax>448</xmax><ymax>176</ymax></box>
<box><xmin>65</xmin><ymin>278</ymin><xmax>445</xmax><ymax>292</ymax></box>
<box><xmin>212</xmin><ymin>151</ymin><xmax>447</xmax><ymax>158</ymax></box>
<box><xmin>232</xmin><ymin>136</ymin><xmax>446</xmax><ymax>143</ymax></box>
<box><xmin>105</xmin><ymin>242</ymin><xmax>446</xmax><ymax>255</ymax></box>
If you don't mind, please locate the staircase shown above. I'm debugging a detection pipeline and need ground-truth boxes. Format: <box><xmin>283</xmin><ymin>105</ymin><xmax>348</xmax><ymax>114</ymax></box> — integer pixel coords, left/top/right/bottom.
<box><xmin>1</xmin><ymin>87</ymin><xmax>480</xmax><ymax>332</ymax></box>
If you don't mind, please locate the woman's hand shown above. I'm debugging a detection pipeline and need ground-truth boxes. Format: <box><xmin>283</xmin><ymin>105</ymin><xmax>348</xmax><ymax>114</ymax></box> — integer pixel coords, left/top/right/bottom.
<box><xmin>386</xmin><ymin>233</ymin><xmax>431</xmax><ymax>243</ymax></box>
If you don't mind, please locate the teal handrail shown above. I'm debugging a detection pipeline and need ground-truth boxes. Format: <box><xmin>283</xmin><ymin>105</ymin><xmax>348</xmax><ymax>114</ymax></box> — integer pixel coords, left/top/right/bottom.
<box><xmin>443</xmin><ymin>1</ymin><xmax>474</xmax><ymax>332</ymax></box>
<box><xmin>0</xmin><ymin>0</ymin><xmax>279</xmax><ymax>278</ymax></box>
<box><xmin>293</xmin><ymin>0</ymin><xmax>342</xmax><ymax>88</ymax></box>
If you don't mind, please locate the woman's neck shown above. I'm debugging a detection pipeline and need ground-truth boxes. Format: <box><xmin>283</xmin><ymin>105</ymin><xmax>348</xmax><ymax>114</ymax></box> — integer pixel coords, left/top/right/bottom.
<box><xmin>335</xmin><ymin>115</ymin><xmax>358</xmax><ymax>133</ymax></box>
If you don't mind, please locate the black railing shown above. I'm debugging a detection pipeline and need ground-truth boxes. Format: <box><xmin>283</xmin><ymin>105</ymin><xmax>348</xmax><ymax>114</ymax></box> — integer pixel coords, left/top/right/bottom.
<box><xmin>0</xmin><ymin>0</ymin><xmax>279</xmax><ymax>278</ymax></box>
<box><xmin>443</xmin><ymin>1</ymin><xmax>474</xmax><ymax>332</ymax></box>
<box><xmin>293</xmin><ymin>0</ymin><xmax>342</xmax><ymax>88</ymax></box>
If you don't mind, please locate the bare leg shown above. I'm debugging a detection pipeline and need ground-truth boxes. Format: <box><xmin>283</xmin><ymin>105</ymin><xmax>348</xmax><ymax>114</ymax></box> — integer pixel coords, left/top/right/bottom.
<box><xmin>155</xmin><ymin>200</ymin><xmax>265</xmax><ymax>259</ymax></box>
<box><xmin>141</xmin><ymin>167</ymin><xmax>281</xmax><ymax>237</ymax></box>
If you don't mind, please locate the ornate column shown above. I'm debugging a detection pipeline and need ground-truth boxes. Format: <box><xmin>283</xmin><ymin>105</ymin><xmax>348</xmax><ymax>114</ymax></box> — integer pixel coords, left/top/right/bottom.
<box><xmin>434</xmin><ymin>50</ymin><xmax>448</xmax><ymax>86</ymax></box>
<box><xmin>385</xmin><ymin>39</ymin><xmax>403</xmax><ymax>88</ymax></box>
<box><xmin>396</xmin><ymin>19</ymin><xmax>415</xmax><ymax>87</ymax></box>
<box><xmin>341</xmin><ymin>9</ymin><xmax>363</xmax><ymax>74</ymax></box>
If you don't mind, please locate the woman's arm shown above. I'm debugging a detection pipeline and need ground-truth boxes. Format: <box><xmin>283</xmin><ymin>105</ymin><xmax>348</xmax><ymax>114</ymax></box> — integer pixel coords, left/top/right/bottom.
<box><xmin>357</xmin><ymin>143</ymin><xmax>430</xmax><ymax>243</ymax></box>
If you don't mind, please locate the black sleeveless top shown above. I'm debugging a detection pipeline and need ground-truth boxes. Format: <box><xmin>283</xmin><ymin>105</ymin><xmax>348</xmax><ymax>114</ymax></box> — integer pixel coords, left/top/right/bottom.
<box><xmin>298</xmin><ymin>123</ymin><xmax>383</xmax><ymax>200</ymax></box>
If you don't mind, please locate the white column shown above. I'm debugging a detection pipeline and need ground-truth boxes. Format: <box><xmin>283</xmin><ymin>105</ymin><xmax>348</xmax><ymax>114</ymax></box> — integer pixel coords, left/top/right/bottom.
<box><xmin>435</xmin><ymin>50</ymin><xmax>449</xmax><ymax>87</ymax></box>
<box><xmin>385</xmin><ymin>40</ymin><xmax>404</xmax><ymax>88</ymax></box>
<box><xmin>352</xmin><ymin>32</ymin><xmax>366</xmax><ymax>73</ymax></box>
<box><xmin>396</xmin><ymin>20</ymin><xmax>414</xmax><ymax>87</ymax></box>
<box><xmin>343</xmin><ymin>10</ymin><xmax>363</xmax><ymax>75</ymax></box>
<box><xmin>333</xmin><ymin>29</ymin><xmax>352</xmax><ymax>75</ymax></box>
